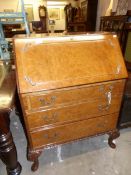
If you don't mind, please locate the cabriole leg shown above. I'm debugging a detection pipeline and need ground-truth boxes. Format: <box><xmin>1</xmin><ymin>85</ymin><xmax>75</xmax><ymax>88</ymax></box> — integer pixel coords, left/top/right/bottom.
<box><xmin>108</xmin><ymin>130</ymin><xmax>120</xmax><ymax>149</ymax></box>
<box><xmin>27</xmin><ymin>148</ymin><xmax>42</xmax><ymax>172</ymax></box>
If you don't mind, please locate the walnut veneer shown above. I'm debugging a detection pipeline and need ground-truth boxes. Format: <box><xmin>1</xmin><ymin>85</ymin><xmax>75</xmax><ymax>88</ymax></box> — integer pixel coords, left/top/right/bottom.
<box><xmin>13</xmin><ymin>33</ymin><xmax>128</xmax><ymax>171</ymax></box>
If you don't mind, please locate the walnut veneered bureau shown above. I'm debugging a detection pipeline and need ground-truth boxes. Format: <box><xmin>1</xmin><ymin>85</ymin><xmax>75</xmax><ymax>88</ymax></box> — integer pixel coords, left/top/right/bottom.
<box><xmin>13</xmin><ymin>33</ymin><xmax>128</xmax><ymax>171</ymax></box>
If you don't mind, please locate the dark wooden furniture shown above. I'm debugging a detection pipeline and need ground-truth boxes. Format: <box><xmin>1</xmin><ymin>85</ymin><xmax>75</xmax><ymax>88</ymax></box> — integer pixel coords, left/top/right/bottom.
<box><xmin>64</xmin><ymin>4</ymin><xmax>85</xmax><ymax>32</ymax></box>
<box><xmin>86</xmin><ymin>0</ymin><xmax>98</xmax><ymax>31</ymax></box>
<box><xmin>3</xmin><ymin>24</ymin><xmax>26</xmax><ymax>38</ymax></box>
<box><xmin>67</xmin><ymin>21</ymin><xmax>87</xmax><ymax>32</ymax></box>
<box><xmin>65</xmin><ymin>0</ymin><xmax>98</xmax><ymax>32</ymax></box>
<box><xmin>100</xmin><ymin>15</ymin><xmax>128</xmax><ymax>52</ymax></box>
<box><xmin>32</xmin><ymin>6</ymin><xmax>47</xmax><ymax>33</ymax></box>
<box><xmin>32</xmin><ymin>21</ymin><xmax>44</xmax><ymax>33</ymax></box>
<box><xmin>39</xmin><ymin>5</ymin><xmax>47</xmax><ymax>33</ymax></box>
<box><xmin>14</xmin><ymin>33</ymin><xmax>127</xmax><ymax>172</ymax></box>
<box><xmin>0</xmin><ymin>62</ymin><xmax>21</xmax><ymax>175</ymax></box>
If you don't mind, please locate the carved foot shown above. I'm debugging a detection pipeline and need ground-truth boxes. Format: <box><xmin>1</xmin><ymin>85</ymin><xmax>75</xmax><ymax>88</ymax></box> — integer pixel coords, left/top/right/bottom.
<box><xmin>108</xmin><ymin>130</ymin><xmax>120</xmax><ymax>149</ymax></box>
<box><xmin>31</xmin><ymin>159</ymin><xmax>39</xmax><ymax>172</ymax></box>
<box><xmin>27</xmin><ymin>148</ymin><xmax>42</xmax><ymax>172</ymax></box>
<box><xmin>7</xmin><ymin>162</ymin><xmax>22</xmax><ymax>175</ymax></box>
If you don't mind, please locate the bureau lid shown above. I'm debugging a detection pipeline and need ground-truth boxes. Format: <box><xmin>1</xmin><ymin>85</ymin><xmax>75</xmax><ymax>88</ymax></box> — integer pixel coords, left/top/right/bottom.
<box><xmin>14</xmin><ymin>33</ymin><xmax>128</xmax><ymax>93</ymax></box>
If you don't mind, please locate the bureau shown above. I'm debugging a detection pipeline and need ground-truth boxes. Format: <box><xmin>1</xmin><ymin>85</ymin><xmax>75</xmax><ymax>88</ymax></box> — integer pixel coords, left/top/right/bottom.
<box><xmin>13</xmin><ymin>33</ymin><xmax>128</xmax><ymax>171</ymax></box>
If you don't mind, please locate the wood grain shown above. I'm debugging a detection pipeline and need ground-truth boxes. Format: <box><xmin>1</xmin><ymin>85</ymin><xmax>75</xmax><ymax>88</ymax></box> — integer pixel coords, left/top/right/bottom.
<box><xmin>22</xmin><ymin>79</ymin><xmax>125</xmax><ymax>111</ymax></box>
<box><xmin>30</xmin><ymin>113</ymin><xmax>118</xmax><ymax>148</ymax></box>
<box><xmin>27</xmin><ymin>95</ymin><xmax>123</xmax><ymax>130</ymax></box>
<box><xmin>14</xmin><ymin>33</ymin><xmax>128</xmax><ymax>94</ymax></box>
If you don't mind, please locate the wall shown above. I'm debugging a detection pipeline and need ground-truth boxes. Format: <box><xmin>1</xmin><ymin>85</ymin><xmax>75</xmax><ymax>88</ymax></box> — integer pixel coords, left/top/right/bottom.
<box><xmin>46</xmin><ymin>0</ymin><xmax>78</xmax><ymax>31</ymax></box>
<box><xmin>112</xmin><ymin>0</ymin><xmax>118</xmax><ymax>12</ymax></box>
<box><xmin>47</xmin><ymin>1</ymin><xmax>68</xmax><ymax>31</ymax></box>
<box><xmin>47</xmin><ymin>6</ymin><xmax>65</xmax><ymax>31</ymax></box>
<box><xmin>79</xmin><ymin>0</ymin><xmax>85</xmax><ymax>7</ymax></box>
<box><xmin>96</xmin><ymin>0</ymin><xmax>115</xmax><ymax>30</ymax></box>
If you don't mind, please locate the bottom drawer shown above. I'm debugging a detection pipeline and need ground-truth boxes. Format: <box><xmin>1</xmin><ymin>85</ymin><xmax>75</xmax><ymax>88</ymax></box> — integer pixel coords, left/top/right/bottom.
<box><xmin>30</xmin><ymin>113</ymin><xmax>118</xmax><ymax>148</ymax></box>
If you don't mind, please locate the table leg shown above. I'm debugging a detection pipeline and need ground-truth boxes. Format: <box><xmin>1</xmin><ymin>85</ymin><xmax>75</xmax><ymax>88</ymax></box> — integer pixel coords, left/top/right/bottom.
<box><xmin>0</xmin><ymin>112</ymin><xmax>22</xmax><ymax>175</ymax></box>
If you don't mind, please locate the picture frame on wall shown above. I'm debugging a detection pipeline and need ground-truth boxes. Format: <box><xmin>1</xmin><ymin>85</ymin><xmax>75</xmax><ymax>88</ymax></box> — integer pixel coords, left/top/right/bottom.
<box><xmin>81</xmin><ymin>0</ymin><xmax>88</xmax><ymax>21</ymax></box>
<box><xmin>24</xmin><ymin>4</ymin><xmax>34</xmax><ymax>22</ymax></box>
<box><xmin>48</xmin><ymin>8</ymin><xmax>60</xmax><ymax>20</ymax></box>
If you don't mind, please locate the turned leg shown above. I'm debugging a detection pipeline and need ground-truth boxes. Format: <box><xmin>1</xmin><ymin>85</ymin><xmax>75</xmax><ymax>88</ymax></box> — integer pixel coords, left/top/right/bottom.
<box><xmin>0</xmin><ymin>112</ymin><xmax>22</xmax><ymax>175</ymax></box>
<box><xmin>108</xmin><ymin>130</ymin><xmax>120</xmax><ymax>149</ymax></box>
<box><xmin>27</xmin><ymin>148</ymin><xmax>42</xmax><ymax>172</ymax></box>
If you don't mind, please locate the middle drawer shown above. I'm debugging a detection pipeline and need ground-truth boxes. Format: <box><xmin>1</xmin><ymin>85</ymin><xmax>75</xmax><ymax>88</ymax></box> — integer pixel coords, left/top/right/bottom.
<box><xmin>22</xmin><ymin>80</ymin><xmax>125</xmax><ymax>111</ymax></box>
<box><xmin>27</xmin><ymin>95</ymin><xmax>123</xmax><ymax>130</ymax></box>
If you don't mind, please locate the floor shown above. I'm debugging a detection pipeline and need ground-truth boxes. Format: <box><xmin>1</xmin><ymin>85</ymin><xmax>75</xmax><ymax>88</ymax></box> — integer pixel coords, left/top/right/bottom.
<box><xmin>0</xmin><ymin>110</ymin><xmax>131</xmax><ymax>175</ymax></box>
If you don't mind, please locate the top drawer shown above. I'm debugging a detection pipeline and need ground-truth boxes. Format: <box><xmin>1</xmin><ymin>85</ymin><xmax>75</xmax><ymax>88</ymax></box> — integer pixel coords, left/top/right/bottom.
<box><xmin>22</xmin><ymin>80</ymin><xmax>125</xmax><ymax>112</ymax></box>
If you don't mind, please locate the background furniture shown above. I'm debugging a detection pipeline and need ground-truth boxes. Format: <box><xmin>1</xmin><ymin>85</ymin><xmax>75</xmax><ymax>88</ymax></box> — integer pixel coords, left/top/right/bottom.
<box><xmin>3</xmin><ymin>24</ymin><xmax>25</xmax><ymax>38</ymax></box>
<box><xmin>64</xmin><ymin>4</ymin><xmax>85</xmax><ymax>32</ymax></box>
<box><xmin>100</xmin><ymin>15</ymin><xmax>128</xmax><ymax>53</ymax></box>
<box><xmin>65</xmin><ymin>0</ymin><xmax>98</xmax><ymax>32</ymax></box>
<box><xmin>32</xmin><ymin>21</ymin><xmax>44</xmax><ymax>33</ymax></box>
<box><xmin>39</xmin><ymin>5</ymin><xmax>47</xmax><ymax>33</ymax></box>
<box><xmin>0</xmin><ymin>61</ymin><xmax>21</xmax><ymax>175</ymax></box>
<box><xmin>86</xmin><ymin>0</ymin><xmax>98</xmax><ymax>31</ymax></box>
<box><xmin>32</xmin><ymin>6</ymin><xmax>47</xmax><ymax>33</ymax></box>
<box><xmin>100</xmin><ymin>11</ymin><xmax>131</xmax><ymax>55</ymax></box>
<box><xmin>14</xmin><ymin>33</ymin><xmax>127</xmax><ymax>172</ymax></box>
<box><xmin>67</xmin><ymin>21</ymin><xmax>87</xmax><ymax>32</ymax></box>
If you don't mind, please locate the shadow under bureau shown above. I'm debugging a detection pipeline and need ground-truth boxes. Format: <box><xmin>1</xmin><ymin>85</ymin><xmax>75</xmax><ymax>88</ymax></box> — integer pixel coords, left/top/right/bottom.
<box><xmin>13</xmin><ymin>33</ymin><xmax>128</xmax><ymax>171</ymax></box>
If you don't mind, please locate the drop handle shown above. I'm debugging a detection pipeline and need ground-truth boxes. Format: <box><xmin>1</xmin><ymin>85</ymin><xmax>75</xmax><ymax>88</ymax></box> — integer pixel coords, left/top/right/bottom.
<box><xmin>39</xmin><ymin>96</ymin><xmax>56</xmax><ymax>106</ymax></box>
<box><xmin>98</xmin><ymin>91</ymin><xmax>112</xmax><ymax>111</ymax></box>
<box><xmin>43</xmin><ymin>112</ymin><xmax>58</xmax><ymax>122</ymax></box>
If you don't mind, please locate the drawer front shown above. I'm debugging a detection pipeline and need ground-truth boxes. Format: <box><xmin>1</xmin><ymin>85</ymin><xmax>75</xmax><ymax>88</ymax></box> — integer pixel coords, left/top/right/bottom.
<box><xmin>30</xmin><ymin>113</ymin><xmax>118</xmax><ymax>148</ymax></box>
<box><xmin>27</xmin><ymin>95</ymin><xmax>123</xmax><ymax>130</ymax></box>
<box><xmin>23</xmin><ymin>80</ymin><xmax>125</xmax><ymax>111</ymax></box>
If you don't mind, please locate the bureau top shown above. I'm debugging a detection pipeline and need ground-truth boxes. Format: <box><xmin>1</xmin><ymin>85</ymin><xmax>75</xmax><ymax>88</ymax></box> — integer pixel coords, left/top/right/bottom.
<box><xmin>14</xmin><ymin>32</ymin><xmax>128</xmax><ymax>94</ymax></box>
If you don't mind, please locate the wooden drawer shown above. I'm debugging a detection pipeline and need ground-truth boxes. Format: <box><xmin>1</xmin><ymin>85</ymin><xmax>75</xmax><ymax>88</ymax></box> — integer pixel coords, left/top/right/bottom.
<box><xmin>27</xmin><ymin>95</ymin><xmax>123</xmax><ymax>130</ymax></box>
<box><xmin>30</xmin><ymin>113</ymin><xmax>118</xmax><ymax>148</ymax></box>
<box><xmin>22</xmin><ymin>80</ymin><xmax>125</xmax><ymax>111</ymax></box>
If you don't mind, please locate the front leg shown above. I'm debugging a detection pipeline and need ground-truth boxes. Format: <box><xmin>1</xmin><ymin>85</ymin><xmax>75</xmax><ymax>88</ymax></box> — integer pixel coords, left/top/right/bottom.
<box><xmin>108</xmin><ymin>130</ymin><xmax>120</xmax><ymax>149</ymax></box>
<box><xmin>27</xmin><ymin>148</ymin><xmax>42</xmax><ymax>172</ymax></box>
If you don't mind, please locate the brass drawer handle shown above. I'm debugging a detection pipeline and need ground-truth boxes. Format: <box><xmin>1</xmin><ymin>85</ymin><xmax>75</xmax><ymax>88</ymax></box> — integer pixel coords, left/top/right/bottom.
<box><xmin>44</xmin><ymin>132</ymin><xmax>59</xmax><ymax>140</ymax></box>
<box><xmin>43</xmin><ymin>112</ymin><xmax>58</xmax><ymax>123</ymax></box>
<box><xmin>98</xmin><ymin>91</ymin><xmax>112</xmax><ymax>111</ymax></box>
<box><xmin>39</xmin><ymin>96</ymin><xmax>56</xmax><ymax>106</ymax></box>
